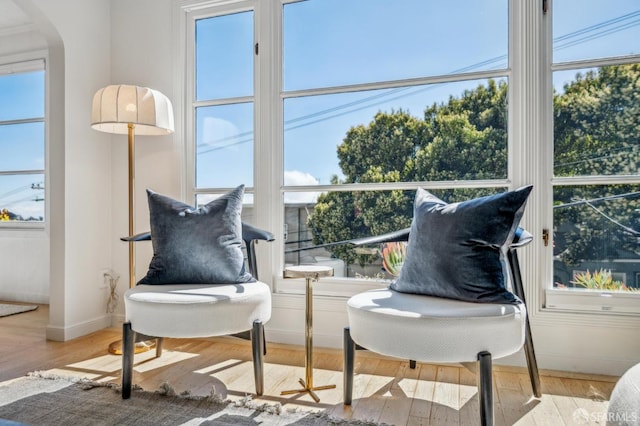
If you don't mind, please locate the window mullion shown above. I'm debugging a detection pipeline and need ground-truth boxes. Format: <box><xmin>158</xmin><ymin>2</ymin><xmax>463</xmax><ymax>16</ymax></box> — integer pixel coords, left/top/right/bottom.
<box><xmin>254</xmin><ymin>0</ymin><xmax>281</xmax><ymax>285</ymax></box>
<box><xmin>509</xmin><ymin>0</ymin><xmax>551</xmax><ymax>316</ymax></box>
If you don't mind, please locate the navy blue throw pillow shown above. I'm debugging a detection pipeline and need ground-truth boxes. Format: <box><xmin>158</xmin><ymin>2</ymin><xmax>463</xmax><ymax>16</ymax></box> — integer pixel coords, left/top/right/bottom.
<box><xmin>138</xmin><ymin>185</ymin><xmax>254</xmax><ymax>285</ymax></box>
<box><xmin>390</xmin><ymin>185</ymin><xmax>533</xmax><ymax>303</ymax></box>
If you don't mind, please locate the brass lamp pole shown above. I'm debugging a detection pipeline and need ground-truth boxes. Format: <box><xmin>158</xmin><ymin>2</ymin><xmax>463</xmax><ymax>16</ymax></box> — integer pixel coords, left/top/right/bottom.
<box><xmin>127</xmin><ymin>122</ymin><xmax>135</xmax><ymax>290</ymax></box>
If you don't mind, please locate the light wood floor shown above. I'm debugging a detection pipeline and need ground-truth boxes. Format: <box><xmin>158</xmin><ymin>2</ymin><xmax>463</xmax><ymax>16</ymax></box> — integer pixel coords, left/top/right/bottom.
<box><xmin>0</xmin><ymin>303</ymin><xmax>618</xmax><ymax>425</ymax></box>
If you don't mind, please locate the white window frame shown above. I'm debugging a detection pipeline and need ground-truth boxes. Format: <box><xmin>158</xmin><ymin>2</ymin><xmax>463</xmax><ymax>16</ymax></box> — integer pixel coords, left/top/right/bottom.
<box><xmin>176</xmin><ymin>0</ymin><xmax>640</xmax><ymax>323</ymax></box>
<box><xmin>274</xmin><ymin>0</ymin><xmax>515</xmax><ymax>297</ymax></box>
<box><xmin>0</xmin><ymin>54</ymin><xmax>46</xmax><ymax>229</ymax></box>
<box><xmin>541</xmin><ymin>1</ymin><xmax>640</xmax><ymax>315</ymax></box>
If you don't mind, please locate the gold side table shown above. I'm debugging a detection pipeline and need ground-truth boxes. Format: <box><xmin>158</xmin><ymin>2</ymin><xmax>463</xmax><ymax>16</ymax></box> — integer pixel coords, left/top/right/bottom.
<box><xmin>281</xmin><ymin>265</ymin><xmax>335</xmax><ymax>402</ymax></box>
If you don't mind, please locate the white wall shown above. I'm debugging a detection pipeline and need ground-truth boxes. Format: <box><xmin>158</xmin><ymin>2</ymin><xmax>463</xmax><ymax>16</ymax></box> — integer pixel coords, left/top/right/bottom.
<box><xmin>0</xmin><ymin>230</ymin><xmax>48</xmax><ymax>303</ymax></box>
<box><xmin>0</xmin><ymin>29</ymin><xmax>47</xmax><ymax>57</ymax></box>
<box><xmin>15</xmin><ymin>0</ymin><xmax>115</xmax><ymax>340</ymax></box>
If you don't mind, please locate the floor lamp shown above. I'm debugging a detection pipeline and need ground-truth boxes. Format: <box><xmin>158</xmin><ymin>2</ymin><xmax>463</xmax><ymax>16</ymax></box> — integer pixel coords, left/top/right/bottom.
<box><xmin>91</xmin><ymin>84</ymin><xmax>174</xmax><ymax>354</ymax></box>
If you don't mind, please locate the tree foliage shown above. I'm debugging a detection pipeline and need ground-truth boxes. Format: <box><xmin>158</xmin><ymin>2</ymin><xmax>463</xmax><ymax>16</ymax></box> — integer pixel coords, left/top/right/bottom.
<box><xmin>552</xmin><ymin>64</ymin><xmax>640</xmax><ymax>265</ymax></box>
<box><xmin>309</xmin><ymin>65</ymin><xmax>639</xmax><ymax>269</ymax></box>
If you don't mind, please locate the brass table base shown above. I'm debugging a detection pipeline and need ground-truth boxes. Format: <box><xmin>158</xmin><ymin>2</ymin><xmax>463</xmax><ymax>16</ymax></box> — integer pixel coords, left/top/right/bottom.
<box><xmin>281</xmin><ymin>378</ymin><xmax>336</xmax><ymax>403</ymax></box>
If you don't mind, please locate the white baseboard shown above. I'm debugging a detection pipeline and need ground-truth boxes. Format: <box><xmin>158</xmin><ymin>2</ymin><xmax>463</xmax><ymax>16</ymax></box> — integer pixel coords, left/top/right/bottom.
<box><xmin>46</xmin><ymin>314</ymin><xmax>112</xmax><ymax>342</ymax></box>
<box><xmin>534</xmin><ymin>352</ymin><xmax>632</xmax><ymax>377</ymax></box>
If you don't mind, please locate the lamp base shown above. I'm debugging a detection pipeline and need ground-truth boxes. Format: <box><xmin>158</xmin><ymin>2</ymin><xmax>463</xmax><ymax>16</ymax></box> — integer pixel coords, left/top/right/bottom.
<box><xmin>108</xmin><ymin>338</ymin><xmax>156</xmax><ymax>355</ymax></box>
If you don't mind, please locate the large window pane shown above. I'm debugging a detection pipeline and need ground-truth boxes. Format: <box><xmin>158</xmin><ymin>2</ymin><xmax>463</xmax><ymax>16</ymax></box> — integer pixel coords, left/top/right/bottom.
<box><xmin>0</xmin><ymin>71</ymin><xmax>44</xmax><ymax>121</ymax></box>
<box><xmin>0</xmin><ymin>65</ymin><xmax>45</xmax><ymax>225</ymax></box>
<box><xmin>196</xmin><ymin>103</ymin><xmax>253</xmax><ymax>188</ymax></box>
<box><xmin>552</xmin><ymin>7</ymin><xmax>640</xmax><ymax>181</ymax></box>
<box><xmin>284</xmin><ymin>79</ymin><xmax>508</xmax><ymax>186</ymax></box>
<box><xmin>0</xmin><ymin>174</ymin><xmax>44</xmax><ymax>222</ymax></box>
<box><xmin>281</xmin><ymin>0</ymin><xmax>511</xmax><ymax>286</ymax></box>
<box><xmin>551</xmin><ymin>1</ymin><xmax>640</xmax><ymax>299</ymax></box>
<box><xmin>0</xmin><ymin>122</ymin><xmax>45</xmax><ymax>171</ymax></box>
<box><xmin>196</xmin><ymin>11</ymin><xmax>253</xmax><ymax>100</ymax></box>
<box><xmin>553</xmin><ymin>0</ymin><xmax>640</xmax><ymax>64</ymax></box>
<box><xmin>553</xmin><ymin>66</ymin><xmax>640</xmax><ymax>178</ymax></box>
<box><xmin>283</xmin><ymin>0</ymin><xmax>508</xmax><ymax>91</ymax></box>
<box><xmin>553</xmin><ymin>185</ymin><xmax>640</xmax><ymax>291</ymax></box>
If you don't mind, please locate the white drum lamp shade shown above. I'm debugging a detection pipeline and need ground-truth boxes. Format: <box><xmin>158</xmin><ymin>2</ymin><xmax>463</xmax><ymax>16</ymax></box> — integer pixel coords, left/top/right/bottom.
<box><xmin>91</xmin><ymin>84</ymin><xmax>174</xmax><ymax>135</ymax></box>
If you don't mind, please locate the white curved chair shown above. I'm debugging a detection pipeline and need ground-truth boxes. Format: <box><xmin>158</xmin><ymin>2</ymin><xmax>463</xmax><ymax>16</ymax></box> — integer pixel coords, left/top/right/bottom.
<box><xmin>343</xmin><ymin>228</ymin><xmax>540</xmax><ymax>426</ymax></box>
<box><xmin>121</xmin><ymin>223</ymin><xmax>274</xmax><ymax>399</ymax></box>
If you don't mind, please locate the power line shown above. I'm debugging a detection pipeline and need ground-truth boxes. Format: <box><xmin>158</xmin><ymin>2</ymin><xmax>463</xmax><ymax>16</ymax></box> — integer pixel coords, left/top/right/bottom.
<box><xmin>2</xmin><ymin>192</ymin><xmax>43</xmax><ymax>207</ymax></box>
<box><xmin>554</xmin><ymin>191</ymin><xmax>640</xmax><ymax>236</ymax></box>
<box><xmin>554</xmin><ymin>146</ymin><xmax>637</xmax><ymax>169</ymax></box>
<box><xmin>0</xmin><ymin>182</ymin><xmax>45</xmax><ymax>208</ymax></box>
<box><xmin>553</xmin><ymin>10</ymin><xmax>640</xmax><ymax>42</ymax></box>
<box><xmin>0</xmin><ymin>184</ymin><xmax>30</xmax><ymax>199</ymax></box>
<box><xmin>554</xmin><ymin>191</ymin><xmax>640</xmax><ymax>209</ymax></box>
<box><xmin>583</xmin><ymin>198</ymin><xmax>640</xmax><ymax>236</ymax></box>
<box><xmin>554</xmin><ymin>19</ymin><xmax>640</xmax><ymax>52</ymax></box>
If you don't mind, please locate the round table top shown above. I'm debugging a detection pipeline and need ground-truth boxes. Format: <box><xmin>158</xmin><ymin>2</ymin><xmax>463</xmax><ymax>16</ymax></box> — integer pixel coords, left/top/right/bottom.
<box><xmin>284</xmin><ymin>265</ymin><xmax>334</xmax><ymax>279</ymax></box>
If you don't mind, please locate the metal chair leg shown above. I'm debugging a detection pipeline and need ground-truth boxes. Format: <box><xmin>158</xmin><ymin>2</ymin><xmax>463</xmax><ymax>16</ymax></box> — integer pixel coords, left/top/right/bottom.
<box><xmin>251</xmin><ymin>320</ymin><xmax>265</xmax><ymax>396</ymax></box>
<box><xmin>343</xmin><ymin>327</ymin><xmax>355</xmax><ymax>405</ymax></box>
<box><xmin>478</xmin><ymin>351</ymin><xmax>494</xmax><ymax>426</ymax></box>
<box><xmin>508</xmin><ymin>249</ymin><xmax>541</xmax><ymax>398</ymax></box>
<box><xmin>523</xmin><ymin>320</ymin><xmax>541</xmax><ymax>398</ymax></box>
<box><xmin>122</xmin><ymin>322</ymin><xmax>135</xmax><ymax>399</ymax></box>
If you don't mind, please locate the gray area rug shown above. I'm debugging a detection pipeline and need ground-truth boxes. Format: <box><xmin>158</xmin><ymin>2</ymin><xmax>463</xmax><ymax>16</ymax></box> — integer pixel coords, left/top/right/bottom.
<box><xmin>0</xmin><ymin>304</ymin><xmax>38</xmax><ymax>317</ymax></box>
<box><xmin>0</xmin><ymin>373</ymin><xmax>385</xmax><ymax>426</ymax></box>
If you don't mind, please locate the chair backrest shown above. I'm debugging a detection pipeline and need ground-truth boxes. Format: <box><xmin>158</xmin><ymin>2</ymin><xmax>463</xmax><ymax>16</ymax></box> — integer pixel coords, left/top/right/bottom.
<box><xmin>507</xmin><ymin>228</ymin><xmax>533</xmax><ymax>300</ymax></box>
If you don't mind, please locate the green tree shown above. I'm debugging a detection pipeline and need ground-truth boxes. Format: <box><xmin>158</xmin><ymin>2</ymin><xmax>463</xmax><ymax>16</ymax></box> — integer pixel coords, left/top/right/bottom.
<box><xmin>337</xmin><ymin>109</ymin><xmax>426</xmax><ymax>183</ymax></box>
<box><xmin>417</xmin><ymin>79</ymin><xmax>507</xmax><ymax>182</ymax></box>
<box><xmin>311</xmin><ymin>110</ymin><xmax>425</xmax><ymax>265</ymax></box>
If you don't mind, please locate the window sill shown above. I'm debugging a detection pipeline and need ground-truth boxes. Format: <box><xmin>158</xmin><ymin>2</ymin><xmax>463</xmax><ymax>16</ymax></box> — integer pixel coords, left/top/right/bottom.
<box><xmin>0</xmin><ymin>222</ymin><xmax>45</xmax><ymax>232</ymax></box>
<box><xmin>545</xmin><ymin>288</ymin><xmax>640</xmax><ymax>315</ymax></box>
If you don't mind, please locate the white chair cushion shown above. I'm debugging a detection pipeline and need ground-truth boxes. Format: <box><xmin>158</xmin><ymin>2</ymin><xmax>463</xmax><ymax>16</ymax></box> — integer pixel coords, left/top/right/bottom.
<box><xmin>125</xmin><ymin>282</ymin><xmax>271</xmax><ymax>338</ymax></box>
<box><xmin>347</xmin><ymin>288</ymin><xmax>526</xmax><ymax>363</ymax></box>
